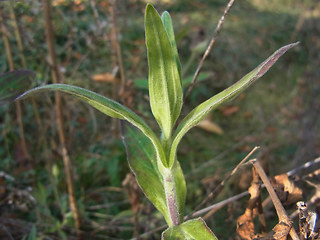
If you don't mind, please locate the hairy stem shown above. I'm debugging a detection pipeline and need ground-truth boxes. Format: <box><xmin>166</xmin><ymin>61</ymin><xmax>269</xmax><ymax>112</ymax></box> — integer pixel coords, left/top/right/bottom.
<box><xmin>164</xmin><ymin>171</ymin><xmax>180</xmax><ymax>226</ymax></box>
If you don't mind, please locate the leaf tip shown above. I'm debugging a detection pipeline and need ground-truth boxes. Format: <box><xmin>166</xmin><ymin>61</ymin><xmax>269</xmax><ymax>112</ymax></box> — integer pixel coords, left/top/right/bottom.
<box><xmin>146</xmin><ymin>3</ymin><xmax>156</xmax><ymax>13</ymax></box>
<box><xmin>257</xmin><ymin>42</ymin><xmax>299</xmax><ymax>78</ymax></box>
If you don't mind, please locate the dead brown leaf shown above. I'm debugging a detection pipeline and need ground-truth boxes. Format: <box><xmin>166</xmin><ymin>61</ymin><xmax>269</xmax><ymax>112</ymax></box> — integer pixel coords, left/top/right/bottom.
<box><xmin>92</xmin><ymin>72</ymin><xmax>119</xmax><ymax>83</ymax></box>
<box><xmin>219</xmin><ymin>105</ymin><xmax>239</xmax><ymax>117</ymax></box>
<box><xmin>237</xmin><ymin>209</ymin><xmax>256</xmax><ymax>240</ymax></box>
<box><xmin>272</xmin><ymin>174</ymin><xmax>303</xmax><ymax>205</ymax></box>
<box><xmin>197</xmin><ymin>117</ymin><xmax>223</xmax><ymax>135</ymax></box>
<box><xmin>237</xmin><ymin>168</ymin><xmax>266</xmax><ymax>239</ymax></box>
<box><xmin>270</xmin><ymin>221</ymin><xmax>291</xmax><ymax>240</ymax></box>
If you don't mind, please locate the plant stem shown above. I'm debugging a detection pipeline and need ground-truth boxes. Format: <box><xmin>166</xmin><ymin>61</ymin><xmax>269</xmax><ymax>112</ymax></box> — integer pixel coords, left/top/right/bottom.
<box><xmin>164</xmin><ymin>170</ymin><xmax>180</xmax><ymax>226</ymax></box>
<box><xmin>42</xmin><ymin>0</ymin><xmax>81</xmax><ymax>237</ymax></box>
<box><xmin>184</xmin><ymin>0</ymin><xmax>236</xmax><ymax>102</ymax></box>
<box><xmin>0</xmin><ymin>8</ymin><xmax>31</xmax><ymax>161</ymax></box>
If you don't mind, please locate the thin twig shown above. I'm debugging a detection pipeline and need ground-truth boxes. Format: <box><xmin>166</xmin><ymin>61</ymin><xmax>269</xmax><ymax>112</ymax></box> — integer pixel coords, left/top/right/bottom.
<box><xmin>89</xmin><ymin>0</ymin><xmax>102</xmax><ymax>34</ymax></box>
<box><xmin>43</xmin><ymin>0</ymin><xmax>81</xmax><ymax>237</ymax></box>
<box><xmin>186</xmin><ymin>146</ymin><xmax>259</xmax><ymax>220</ymax></box>
<box><xmin>184</xmin><ymin>0</ymin><xmax>236</xmax><ymax>102</ymax></box>
<box><xmin>251</xmin><ymin>159</ymin><xmax>299</xmax><ymax>240</ymax></box>
<box><xmin>287</xmin><ymin>156</ymin><xmax>320</xmax><ymax>177</ymax></box>
<box><xmin>108</xmin><ymin>0</ymin><xmax>121</xmax><ymax>136</ymax></box>
<box><xmin>109</xmin><ymin>0</ymin><xmax>126</xmax><ymax>96</ymax></box>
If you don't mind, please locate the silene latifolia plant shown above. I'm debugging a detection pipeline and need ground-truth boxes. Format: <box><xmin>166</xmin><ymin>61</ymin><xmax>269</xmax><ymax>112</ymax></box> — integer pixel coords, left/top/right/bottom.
<box><xmin>19</xmin><ymin>4</ymin><xmax>298</xmax><ymax>239</ymax></box>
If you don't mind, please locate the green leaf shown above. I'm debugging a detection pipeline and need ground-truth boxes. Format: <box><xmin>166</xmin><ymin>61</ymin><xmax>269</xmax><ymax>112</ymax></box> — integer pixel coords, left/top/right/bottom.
<box><xmin>18</xmin><ymin>84</ymin><xmax>167</xmax><ymax>167</ymax></box>
<box><xmin>122</xmin><ymin>123</ymin><xmax>185</xmax><ymax>226</ymax></box>
<box><xmin>169</xmin><ymin>42</ymin><xmax>298</xmax><ymax>168</ymax></box>
<box><xmin>161</xmin><ymin>11</ymin><xmax>182</xmax><ymax>82</ymax></box>
<box><xmin>0</xmin><ymin>70</ymin><xmax>35</xmax><ymax>105</ymax></box>
<box><xmin>182</xmin><ymin>72</ymin><xmax>210</xmax><ymax>87</ymax></box>
<box><xmin>27</xmin><ymin>225</ymin><xmax>37</xmax><ymax>240</ymax></box>
<box><xmin>134</xmin><ymin>73</ymin><xmax>210</xmax><ymax>90</ymax></box>
<box><xmin>162</xmin><ymin>218</ymin><xmax>218</xmax><ymax>240</ymax></box>
<box><xmin>145</xmin><ymin>4</ymin><xmax>183</xmax><ymax>140</ymax></box>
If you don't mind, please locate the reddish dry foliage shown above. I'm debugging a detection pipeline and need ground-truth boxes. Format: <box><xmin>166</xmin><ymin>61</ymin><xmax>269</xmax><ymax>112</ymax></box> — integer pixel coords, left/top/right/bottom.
<box><xmin>237</xmin><ymin>167</ymin><xmax>306</xmax><ymax>240</ymax></box>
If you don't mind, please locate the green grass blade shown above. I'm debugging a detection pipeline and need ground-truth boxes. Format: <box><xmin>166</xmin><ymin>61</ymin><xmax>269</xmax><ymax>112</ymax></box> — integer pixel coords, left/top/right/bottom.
<box><xmin>146</xmin><ymin>4</ymin><xmax>183</xmax><ymax>140</ymax></box>
<box><xmin>169</xmin><ymin>42</ymin><xmax>299</xmax><ymax>168</ymax></box>
<box><xmin>18</xmin><ymin>83</ymin><xmax>166</xmax><ymax>166</ymax></box>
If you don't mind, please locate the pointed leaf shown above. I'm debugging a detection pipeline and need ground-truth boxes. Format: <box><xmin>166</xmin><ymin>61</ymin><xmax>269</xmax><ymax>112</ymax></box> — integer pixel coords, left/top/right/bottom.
<box><xmin>161</xmin><ymin>11</ymin><xmax>182</xmax><ymax>82</ymax></box>
<box><xmin>121</xmin><ymin>122</ymin><xmax>185</xmax><ymax>226</ymax></box>
<box><xmin>162</xmin><ymin>218</ymin><xmax>218</xmax><ymax>240</ymax></box>
<box><xmin>18</xmin><ymin>84</ymin><xmax>166</xmax><ymax>166</ymax></box>
<box><xmin>146</xmin><ymin>4</ymin><xmax>182</xmax><ymax>139</ymax></box>
<box><xmin>169</xmin><ymin>42</ymin><xmax>298</xmax><ymax>168</ymax></box>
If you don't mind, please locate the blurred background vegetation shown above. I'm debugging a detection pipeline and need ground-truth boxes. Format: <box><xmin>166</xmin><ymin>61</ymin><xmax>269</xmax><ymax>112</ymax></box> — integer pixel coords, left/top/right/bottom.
<box><xmin>0</xmin><ymin>0</ymin><xmax>319</xmax><ymax>239</ymax></box>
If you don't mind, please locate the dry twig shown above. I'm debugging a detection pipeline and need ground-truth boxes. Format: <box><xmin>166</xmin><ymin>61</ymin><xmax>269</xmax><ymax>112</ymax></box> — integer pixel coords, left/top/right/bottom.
<box><xmin>43</xmin><ymin>0</ymin><xmax>81</xmax><ymax>237</ymax></box>
<box><xmin>184</xmin><ymin>0</ymin><xmax>236</xmax><ymax>101</ymax></box>
<box><xmin>187</xmin><ymin>146</ymin><xmax>259</xmax><ymax>220</ymax></box>
<box><xmin>251</xmin><ymin>159</ymin><xmax>299</xmax><ymax>240</ymax></box>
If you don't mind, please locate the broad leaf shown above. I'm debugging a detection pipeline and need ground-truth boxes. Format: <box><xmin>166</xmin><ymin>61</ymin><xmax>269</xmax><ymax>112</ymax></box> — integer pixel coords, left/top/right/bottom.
<box><xmin>18</xmin><ymin>84</ymin><xmax>166</xmax><ymax>167</ymax></box>
<box><xmin>169</xmin><ymin>42</ymin><xmax>298</xmax><ymax>168</ymax></box>
<box><xmin>0</xmin><ymin>70</ymin><xmax>35</xmax><ymax>105</ymax></box>
<box><xmin>145</xmin><ymin>4</ymin><xmax>183</xmax><ymax>140</ymax></box>
<box><xmin>121</xmin><ymin>122</ymin><xmax>185</xmax><ymax>226</ymax></box>
<box><xmin>162</xmin><ymin>218</ymin><xmax>218</xmax><ymax>240</ymax></box>
<box><xmin>161</xmin><ymin>11</ymin><xmax>182</xmax><ymax>82</ymax></box>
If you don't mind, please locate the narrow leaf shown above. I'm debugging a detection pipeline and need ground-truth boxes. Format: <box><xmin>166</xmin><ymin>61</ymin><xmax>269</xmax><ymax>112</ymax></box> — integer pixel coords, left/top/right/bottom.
<box><xmin>146</xmin><ymin>4</ymin><xmax>182</xmax><ymax>139</ymax></box>
<box><xmin>121</xmin><ymin>122</ymin><xmax>185</xmax><ymax>226</ymax></box>
<box><xmin>162</xmin><ymin>218</ymin><xmax>218</xmax><ymax>240</ymax></box>
<box><xmin>169</xmin><ymin>42</ymin><xmax>298</xmax><ymax>168</ymax></box>
<box><xmin>161</xmin><ymin>11</ymin><xmax>182</xmax><ymax>81</ymax></box>
<box><xmin>18</xmin><ymin>84</ymin><xmax>166</xmax><ymax>166</ymax></box>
